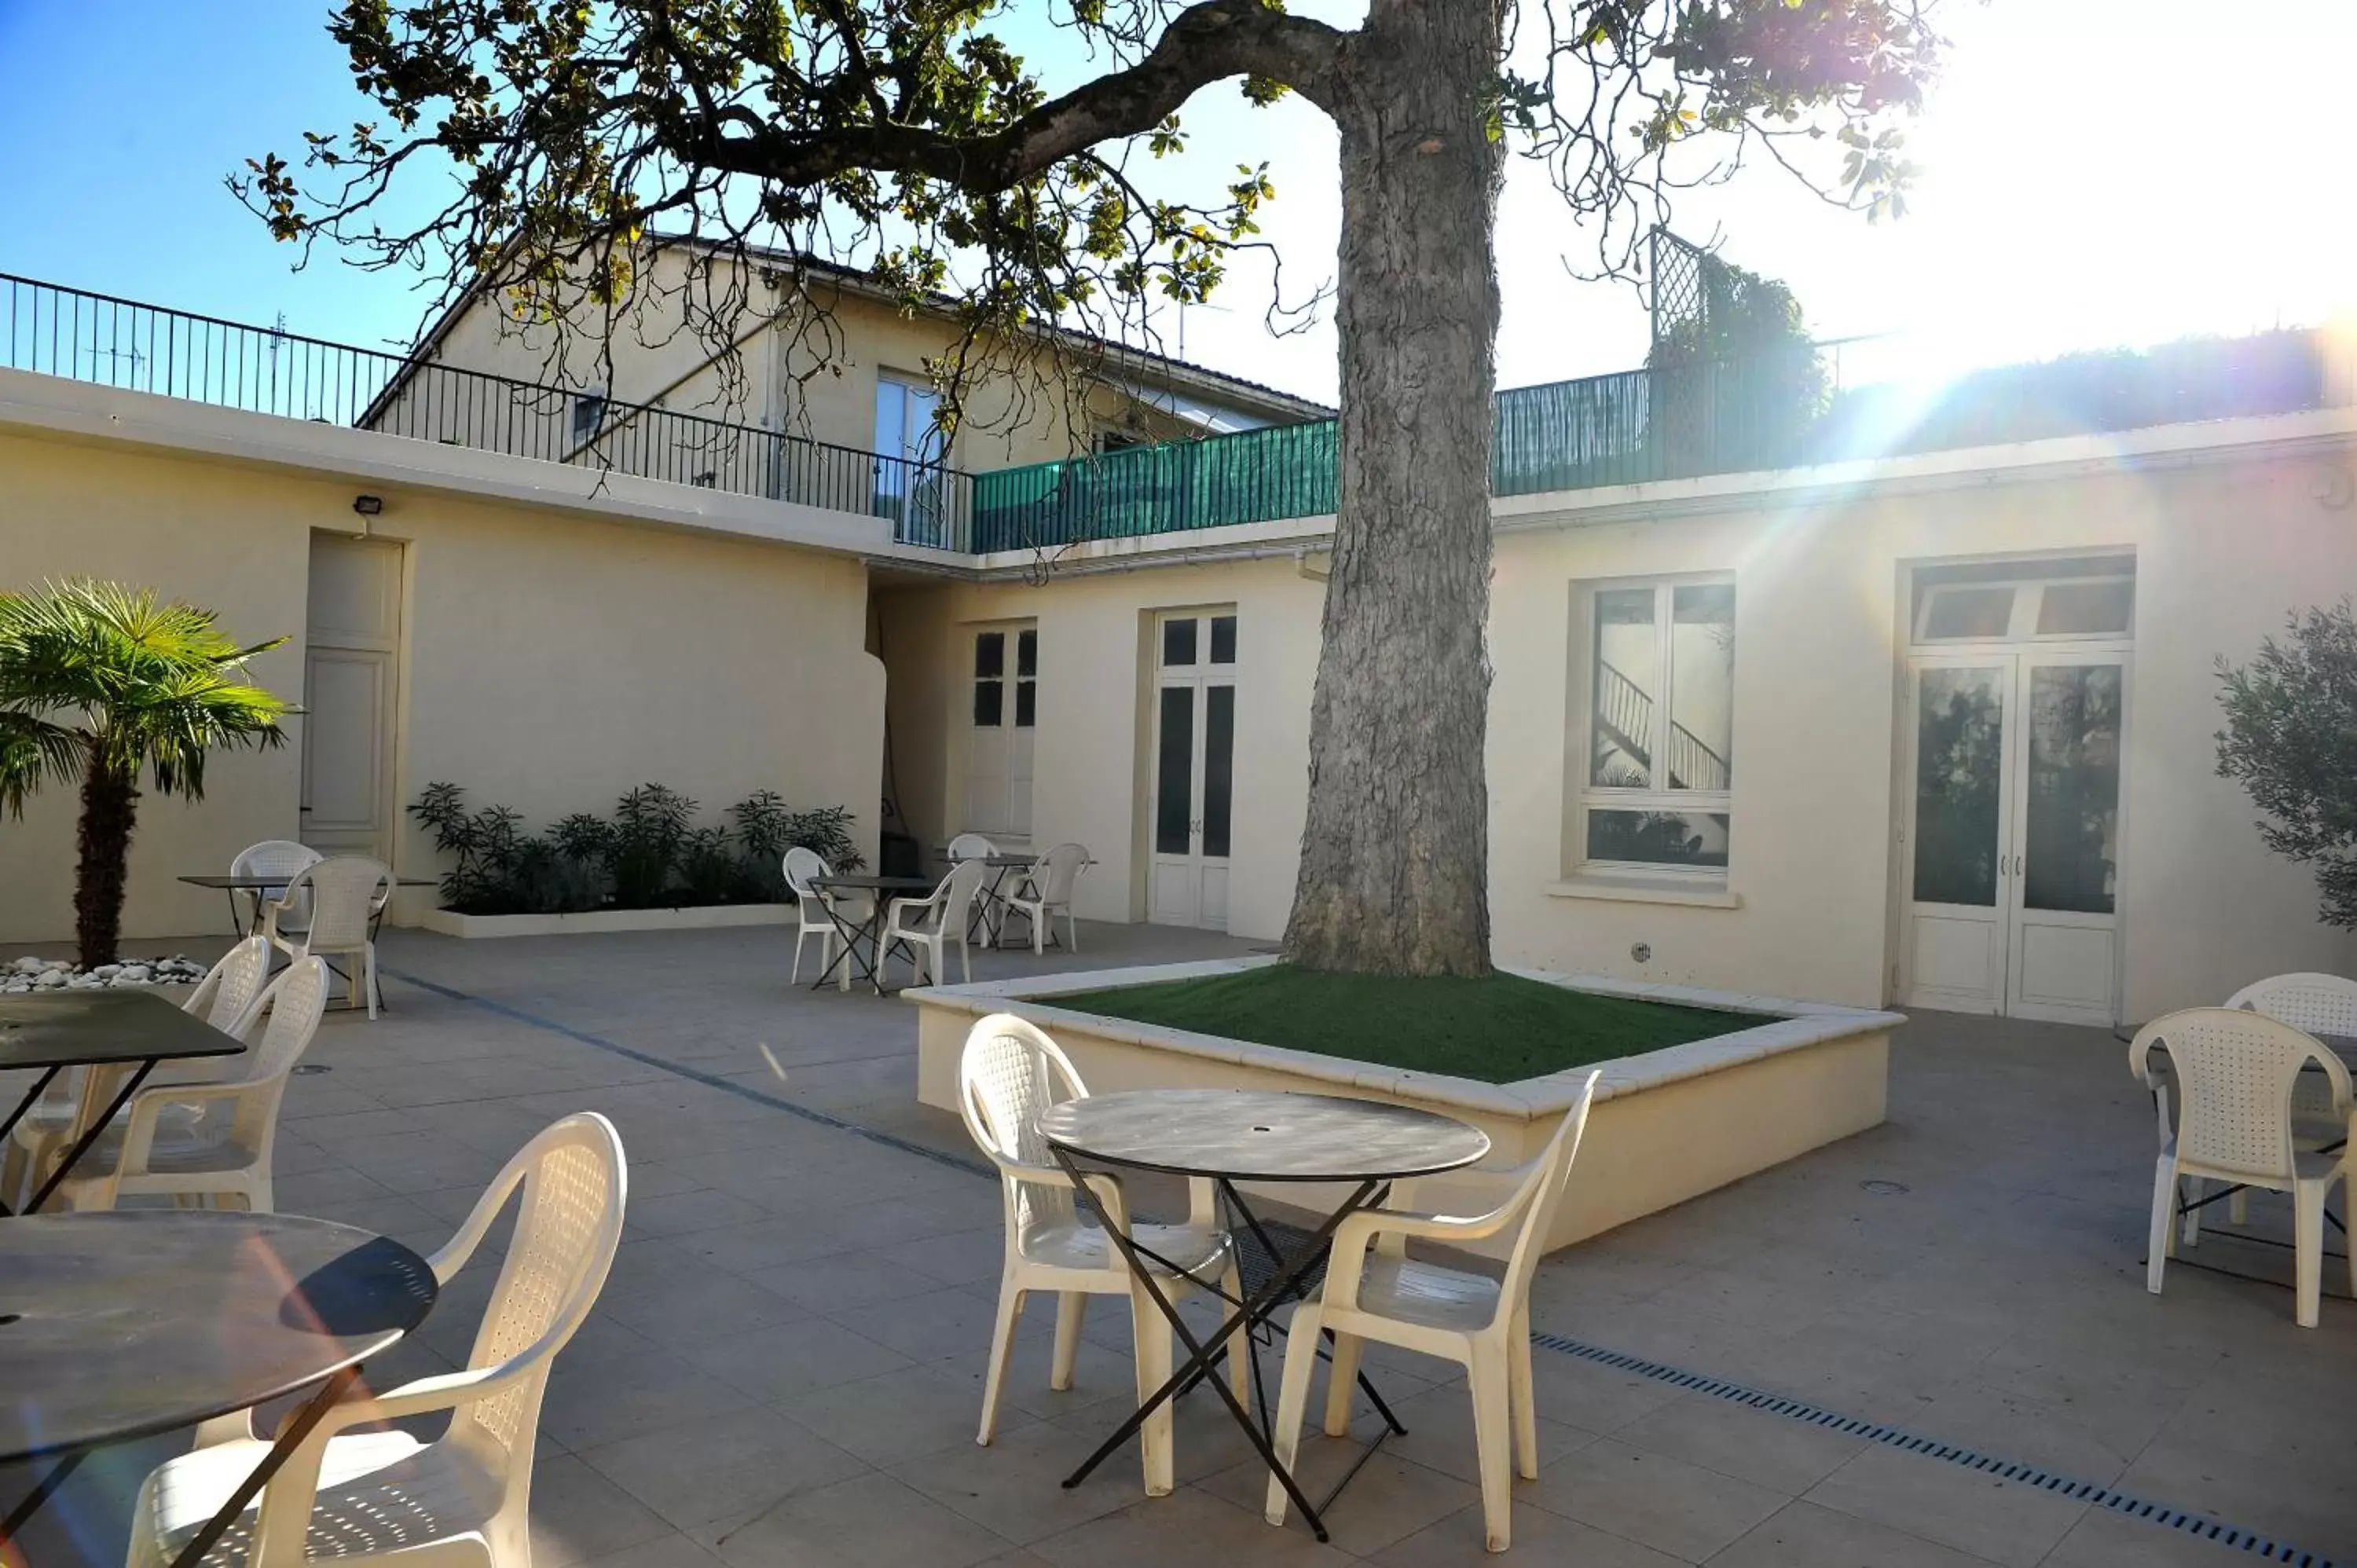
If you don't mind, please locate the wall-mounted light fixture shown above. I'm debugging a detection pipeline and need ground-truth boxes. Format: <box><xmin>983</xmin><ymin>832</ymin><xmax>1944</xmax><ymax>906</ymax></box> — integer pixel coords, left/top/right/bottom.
<box><xmin>351</xmin><ymin>494</ymin><xmax>385</xmax><ymax>517</ymax></box>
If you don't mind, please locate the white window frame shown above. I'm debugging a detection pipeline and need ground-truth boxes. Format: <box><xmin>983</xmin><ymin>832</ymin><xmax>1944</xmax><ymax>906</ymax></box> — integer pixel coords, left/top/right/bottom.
<box><xmin>1912</xmin><ymin>572</ymin><xmax>2135</xmax><ymax>648</ymax></box>
<box><xmin>1578</xmin><ymin>576</ymin><xmax>1736</xmax><ymax>880</ymax></box>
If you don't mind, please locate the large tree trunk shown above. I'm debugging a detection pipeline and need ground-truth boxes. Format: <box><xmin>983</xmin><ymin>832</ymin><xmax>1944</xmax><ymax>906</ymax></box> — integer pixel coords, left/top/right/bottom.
<box><xmin>1282</xmin><ymin>0</ymin><xmax>1505</xmax><ymax>976</ymax></box>
<box><xmin>74</xmin><ymin>755</ymin><xmax>139</xmax><ymax>968</ymax></box>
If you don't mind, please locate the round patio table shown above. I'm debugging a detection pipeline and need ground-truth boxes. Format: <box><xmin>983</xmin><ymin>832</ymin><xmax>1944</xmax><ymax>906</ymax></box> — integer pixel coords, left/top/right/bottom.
<box><xmin>1041</xmin><ymin>1089</ymin><xmax>1489</xmax><ymax>1541</ymax></box>
<box><xmin>808</xmin><ymin>874</ymin><xmax>937</xmax><ymax>994</ymax></box>
<box><xmin>0</xmin><ymin>1211</ymin><xmax>440</xmax><ymax>1568</ymax></box>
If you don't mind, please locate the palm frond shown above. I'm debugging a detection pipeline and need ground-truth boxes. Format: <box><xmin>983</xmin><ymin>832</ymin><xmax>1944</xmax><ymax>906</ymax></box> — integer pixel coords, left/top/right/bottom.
<box><xmin>0</xmin><ymin>711</ymin><xmax>90</xmax><ymax>819</ymax></box>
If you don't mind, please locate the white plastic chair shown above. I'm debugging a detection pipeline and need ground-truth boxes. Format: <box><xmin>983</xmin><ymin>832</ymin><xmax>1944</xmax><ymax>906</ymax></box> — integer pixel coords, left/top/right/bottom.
<box><xmin>123</xmin><ymin>1112</ymin><xmax>628</xmax><ymax>1568</ymax></box>
<box><xmin>784</xmin><ymin>847</ymin><xmax>871</xmax><ymax>991</ymax></box>
<box><xmin>2228</xmin><ymin>972</ymin><xmax>2357</xmax><ymax>1144</ymax></box>
<box><xmin>948</xmin><ymin>832</ymin><xmax>999</xmax><ymax>863</ymax></box>
<box><xmin>882</xmin><ymin>858</ymin><xmax>988</xmax><ymax>987</ymax></box>
<box><xmin>266</xmin><ymin>856</ymin><xmax>394</xmax><ymax>1019</ymax></box>
<box><xmin>1005</xmin><ymin>843</ymin><xmax>1089</xmax><ymax>954</ymax></box>
<box><xmin>2131</xmin><ymin>1008</ymin><xmax>2355</xmax><ymax>1328</ymax></box>
<box><xmin>958</xmin><ymin>1014</ymin><xmax>1245</xmax><ymax>1496</ymax></box>
<box><xmin>41</xmin><ymin>957</ymin><xmax>332</xmax><ymax>1214</ymax></box>
<box><xmin>231</xmin><ymin>838</ymin><xmax>322</xmax><ymax>936</ymax></box>
<box><xmin>1264</xmin><ymin>1072</ymin><xmax>1601</xmax><ymax>1553</ymax></box>
<box><xmin>2</xmin><ymin>938</ymin><xmax>276</xmax><ymax>1205</ymax></box>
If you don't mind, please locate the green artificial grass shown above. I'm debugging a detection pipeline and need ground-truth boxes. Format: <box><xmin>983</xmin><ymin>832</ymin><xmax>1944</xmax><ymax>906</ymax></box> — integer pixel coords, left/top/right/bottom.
<box><xmin>1048</xmin><ymin>964</ymin><xmax>1768</xmax><ymax>1085</ymax></box>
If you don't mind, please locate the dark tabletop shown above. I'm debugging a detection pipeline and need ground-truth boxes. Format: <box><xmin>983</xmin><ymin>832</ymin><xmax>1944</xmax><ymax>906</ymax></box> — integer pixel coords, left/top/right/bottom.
<box><xmin>0</xmin><ymin>989</ymin><xmax>247</xmax><ymax>1072</ymax></box>
<box><xmin>1042</xmin><ymin>1089</ymin><xmax>1493</xmax><ymax>1183</ymax></box>
<box><xmin>980</xmin><ymin>855</ymin><xmax>1038</xmax><ymax>868</ymax></box>
<box><xmin>178</xmin><ymin>874</ymin><xmax>434</xmax><ymax>889</ymax></box>
<box><xmin>0</xmin><ymin>1211</ymin><xmax>440</xmax><ymax>1461</ymax></box>
<box><xmin>812</xmin><ymin>874</ymin><xmax>936</xmax><ymax>893</ymax></box>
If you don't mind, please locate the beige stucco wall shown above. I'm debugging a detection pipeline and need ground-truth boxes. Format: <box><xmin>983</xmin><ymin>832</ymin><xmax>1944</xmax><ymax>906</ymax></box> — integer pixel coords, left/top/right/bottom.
<box><xmin>883</xmin><ymin>434</ymin><xmax>2357</xmax><ymax>1020</ymax></box>
<box><xmin>876</xmin><ymin>555</ymin><xmax>1325</xmax><ymax>923</ymax></box>
<box><xmin>0</xmin><ymin>423</ymin><xmax>883</xmax><ymax>945</ymax></box>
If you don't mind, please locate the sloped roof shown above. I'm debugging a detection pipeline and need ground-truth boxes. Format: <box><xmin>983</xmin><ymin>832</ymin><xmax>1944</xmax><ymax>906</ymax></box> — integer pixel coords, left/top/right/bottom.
<box><xmin>368</xmin><ymin>238</ymin><xmax>1334</xmax><ymax>433</ymax></box>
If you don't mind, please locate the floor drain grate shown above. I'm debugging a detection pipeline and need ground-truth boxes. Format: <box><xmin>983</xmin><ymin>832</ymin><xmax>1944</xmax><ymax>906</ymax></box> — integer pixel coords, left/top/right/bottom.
<box><xmin>1527</xmin><ymin>1332</ymin><xmax>2339</xmax><ymax>1566</ymax></box>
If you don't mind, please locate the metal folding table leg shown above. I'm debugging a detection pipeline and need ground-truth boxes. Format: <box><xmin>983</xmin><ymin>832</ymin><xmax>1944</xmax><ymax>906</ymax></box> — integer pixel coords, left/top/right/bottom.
<box><xmin>20</xmin><ymin>1057</ymin><xmax>159</xmax><ymax>1214</ymax></box>
<box><xmin>1050</xmin><ymin>1149</ymin><xmax>1382</xmax><ymax>1543</ymax></box>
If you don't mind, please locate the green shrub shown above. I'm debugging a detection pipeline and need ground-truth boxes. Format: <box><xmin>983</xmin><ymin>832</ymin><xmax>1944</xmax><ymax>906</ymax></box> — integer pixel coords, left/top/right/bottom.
<box><xmin>409</xmin><ymin>782</ymin><xmax>863</xmax><ymax>915</ymax></box>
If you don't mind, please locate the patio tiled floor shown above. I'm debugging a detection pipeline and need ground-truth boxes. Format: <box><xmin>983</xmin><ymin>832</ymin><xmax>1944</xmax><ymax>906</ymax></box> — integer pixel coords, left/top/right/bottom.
<box><xmin>8</xmin><ymin>921</ymin><xmax>2357</xmax><ymax>1566</ymax></box>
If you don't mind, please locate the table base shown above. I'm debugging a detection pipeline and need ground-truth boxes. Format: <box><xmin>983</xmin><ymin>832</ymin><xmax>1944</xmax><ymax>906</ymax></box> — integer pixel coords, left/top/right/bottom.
<box><xmin>1047</xmin><ymin>1157</ymin><xmax>1406</xmax><ymax>1542</ymax></box>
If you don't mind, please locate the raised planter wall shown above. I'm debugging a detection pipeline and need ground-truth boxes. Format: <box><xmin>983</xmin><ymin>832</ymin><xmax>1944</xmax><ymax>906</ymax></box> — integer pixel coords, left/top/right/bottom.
<box><xmin>909</xmin><ymin>957</ymin><xmax>1899</xmax><ymax>1256</ymax></box>
<box><xmin>410</xmin><ymin>903</ymin><xmax>797</xmax><ymax>939</ymax></box>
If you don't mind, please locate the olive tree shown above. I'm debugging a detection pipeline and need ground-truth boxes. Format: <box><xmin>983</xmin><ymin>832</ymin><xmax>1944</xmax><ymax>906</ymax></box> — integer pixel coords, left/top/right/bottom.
<box><xmin>2217</xmin><ymin>600</ymin><xmax>2357</xmax><ymax>927</ymax></box>
<box><xmin>248</xmin><ymin>0</ymin><xmax>1940</xmax><ymax>976</ymax></box>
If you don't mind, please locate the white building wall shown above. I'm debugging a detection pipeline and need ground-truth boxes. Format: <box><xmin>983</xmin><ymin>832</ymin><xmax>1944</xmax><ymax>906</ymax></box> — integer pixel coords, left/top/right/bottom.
<box><xmin>886</xmin><ymin>428</ymin><xmax>2357</xmax><ymax>1020</ymax></box>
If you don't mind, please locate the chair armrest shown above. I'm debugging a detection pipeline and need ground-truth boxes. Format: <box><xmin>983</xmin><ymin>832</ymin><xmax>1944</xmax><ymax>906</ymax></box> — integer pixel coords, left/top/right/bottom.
<box><xmin>985</xmin><ymin>1150</ymin><xmax>1133</xmax><ymax>1231</ymax></box>
<box><xmin>1321</xmin><ymin>1188</ymin><xmax>1535</xmax><ymax>1313</ymax></box>
<box><xmin>115</xmin><ymin>1081</ymin><xmax>252</xmax><ymax>1173</ymax></box>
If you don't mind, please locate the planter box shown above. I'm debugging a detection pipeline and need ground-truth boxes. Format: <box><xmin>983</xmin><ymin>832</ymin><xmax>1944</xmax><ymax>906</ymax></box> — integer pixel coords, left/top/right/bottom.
<box><xmin>409</xmin><ymin>903</ymin><xmax>797</xmax><ymax>939</ymax></box>
<box><xmin>907</xmin><ymin>956</ymin><xmax>1901</xmax><ymax>1256</ymax></box>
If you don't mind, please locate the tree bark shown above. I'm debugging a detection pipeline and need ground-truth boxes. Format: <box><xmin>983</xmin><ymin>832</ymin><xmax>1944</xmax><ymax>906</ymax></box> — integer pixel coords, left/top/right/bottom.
<box><xmin>1282</xmin><ymin>1</ymin><xmax>1504</xmax><ymax>976</ymax></box>
<box><xmin>74</xmin><ymin>755</ymin><xmax>139</xmax><ymax>969</ymax></box>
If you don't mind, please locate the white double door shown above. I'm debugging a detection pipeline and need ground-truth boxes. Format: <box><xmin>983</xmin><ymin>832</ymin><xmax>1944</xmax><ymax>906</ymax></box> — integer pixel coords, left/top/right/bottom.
<box><xmin>1899</xmin><ymin>650</ymin><xmax>2126</xmax><ymax>1024</ymax></box>
<box><xmin>1148</xmin><ymin>614</ymin><xmax>1236</xmax><ymax>930</ymax></box>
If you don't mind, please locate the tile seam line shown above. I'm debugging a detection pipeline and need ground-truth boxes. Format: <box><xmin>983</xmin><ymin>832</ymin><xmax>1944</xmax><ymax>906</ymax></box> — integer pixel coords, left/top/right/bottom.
<box><xmin>385</xmin><ymin>968</ymin><xmax>993</xmax><ymax>1181</ymax></box>
<box><xmin>387</xmin><ymin>966</ymin><xmax>2341</xmax><ymax>1568</ymax></box>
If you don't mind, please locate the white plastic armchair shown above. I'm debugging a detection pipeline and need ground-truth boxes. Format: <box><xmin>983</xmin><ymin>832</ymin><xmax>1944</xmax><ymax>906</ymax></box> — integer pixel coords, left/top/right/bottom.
<box><xmin>958</xmin><ymin>1014</ymin><xmax>1244</xmax><ymax>1497</ymax></box>
<box><xmin>2</xmin><ymin>937</ymin><xmax>277</xmax><ymax>1206</ymax></box>
<box><xmin>124</xmin><ymin>1112</ymin><xmax>628</xmax><ymax>1568</ymax></box>
<box><xmin>231</xmin><ymin>839</ymin><xmax>322</xmax><ymax>936</ymax></box>
<box><xmin>882</xmin><ymin>858</ymin><xmax>988</xmax><ymax>987</ymax></box>
<box><xmin>2132</xmin><ymin>1008</ymin><xmax>2355</xmax><ymax>1328</ymax></box>
<box><xmin>947</xmin><ymin>832</ymin><xmax>999</xmax><ymax>863</ymax></box>
<box><xmin>1265</xmin><ymin>1071</ymin><xmax>1601</xmax><ymax>1553</ymax></box>
<box><xmin>2228</xmin><ymin>973</ymin><xmax>2357</xmax><ymax>1141</ymax></box>
<box><xmin>1006</xmin><ymin>842</ymin><xmax>1090</xmax><ymax>955</ymax></box>
<box><xmin>42</xmin><ymin>957</ymin><xmax>332</xmax><ymax>1214</ymax></box>
<box><xmin>266</xmin><ymin>856</ymin><xmax>394</xmax><ymax>1018</ymax></box>
<box><xmin>784</xmin><ymin>847</ymin><xmax>871</xmax><ymax>989</ymax></box>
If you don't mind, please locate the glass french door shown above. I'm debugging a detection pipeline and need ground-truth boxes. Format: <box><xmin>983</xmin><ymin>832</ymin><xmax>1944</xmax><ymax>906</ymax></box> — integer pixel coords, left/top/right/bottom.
<box><xmin>1900</xmin><ymin>651</ymin><xmax>2125</xmax><ymax>1024</ymax></box>
<box><xmin>1148</xmin><ymin>612</ymin><xmax>1237</xmax><ymax>930</ymax></box>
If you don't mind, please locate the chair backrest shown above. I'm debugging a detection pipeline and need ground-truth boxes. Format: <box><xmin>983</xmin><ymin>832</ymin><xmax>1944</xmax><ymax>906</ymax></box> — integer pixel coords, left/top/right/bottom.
<box><xmin>783</xmin><ymin>845</ymin><xmax>830</xmax><ymax>899</ymax></box>
<box><xmin>959</xmin><ymin>1013</ymin><xmax>1087</xmax><ymax>1236</ymax></box>
<box><xmin>233</xmin><ymin>838</ymin><xmax>322</xmax><ymax>925</ymax></box>
<box><xmin>217</xmin><ymin>958</ymin><xmax>331</xmax><ymax>1160</ymax></box>
<box><xmin>231</xmin><ymin>838</ymin><xmax>322</xmax><ymax>884</ymax></box>
<box><xmin>2227</xmin><ymin>973</ymin><xmax>2357</xmax><ymax>1039</ymax></box>
<box><xmin>282</xmin><ymin>856</ymin><xmax>394</xmax><ymax>950</ymax></box>
<box><xmin>929</xmin><ymin>857</ymin><xmax>990</xmax><ymax>936</ymax></box>
<box><xmin>948</xmin><ymin>832</ymin><xmax>998</xmax><ymax>863</ymax></box>
<box><xmin>1495</xmin><ymin>1072</ymin><xmax>1603</xmax><ymax>1318</ymax></box>
<box><xmin>181</xmin><ymin>936</ymin><xmax>273</xmax><ymax>1032</ymax></box>
<box><xmin>1033</xmin><ymin>842</ymin><xmax>1090</xmax><ymax>905</ymax></box>
<box><xmin>448</xmin><ymin>1112</ymin><xmax>629</xmax><ymax>1457</ymax></box>
<box><xmin>2131</xmin><ymin>1008</ymin><xmax>2354</xmax><ymax>1181</ymax></box>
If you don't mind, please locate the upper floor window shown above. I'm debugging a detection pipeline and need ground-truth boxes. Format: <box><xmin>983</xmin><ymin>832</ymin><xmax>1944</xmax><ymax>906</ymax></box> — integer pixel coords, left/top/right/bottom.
<box><xmin>1581</xmin><ymin>579</ymin><xmax>1735</xmax><ymax>872</ymax></box>
<box><xmin>875</xmin><ymin>372</ymin><xmax>951</xmax><ymax>544</ymax></box>
<box><xmin>570</xmin><ymin>391</ymin><xmax>607</xmax><ymax>442</ymax></box>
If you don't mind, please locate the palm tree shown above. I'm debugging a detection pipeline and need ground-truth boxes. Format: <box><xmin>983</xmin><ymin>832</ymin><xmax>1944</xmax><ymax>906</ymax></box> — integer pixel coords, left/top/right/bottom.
<box><xmin>0</xmin><ymin>581</ymin><xmax>294</xmax><ymax>967</ymax></box>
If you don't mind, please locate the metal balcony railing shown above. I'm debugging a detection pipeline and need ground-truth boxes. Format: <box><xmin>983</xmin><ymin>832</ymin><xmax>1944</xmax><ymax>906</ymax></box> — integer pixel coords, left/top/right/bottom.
<box><xmin>0</xmin><ymin>271</ymin><xmax>973</xmax><ymax>551</ymax></box>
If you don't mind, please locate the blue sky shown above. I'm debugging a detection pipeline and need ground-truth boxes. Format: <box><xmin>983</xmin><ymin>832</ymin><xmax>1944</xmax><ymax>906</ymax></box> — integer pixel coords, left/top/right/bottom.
<box><xmin>5</xmin><ymin>1</ymin><xmax>2354</xmax><ymax>405</ymax></box>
